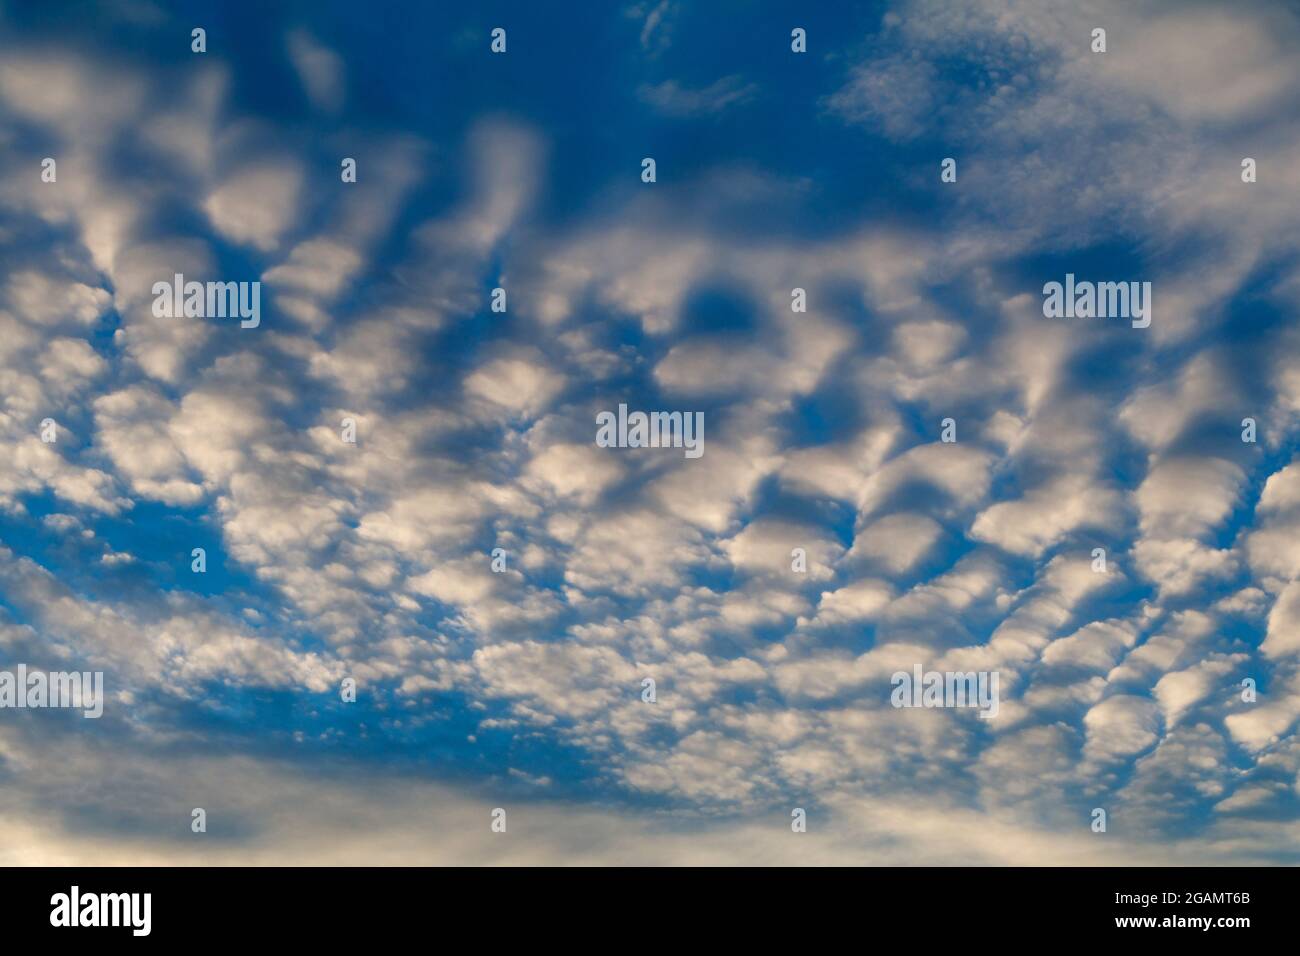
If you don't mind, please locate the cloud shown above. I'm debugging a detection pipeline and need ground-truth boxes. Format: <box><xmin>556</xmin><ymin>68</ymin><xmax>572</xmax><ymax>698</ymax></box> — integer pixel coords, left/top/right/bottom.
<box><xmin>826</xmin><ymin>56</ymin><xmax>937</xmax><ymax>140</ymax></box>
<box><xmin>465</xmin><ymin>351</ymin><xmax>566</xmax><ymax>419</ymax></box>
<box><xmin>639</xmin><ymin>75</ymin><xmax>757</xmax><ymax>117</ymax></box>
<box><xmin>287</xmin><ymin>29</ymin><xmax>345</xmax><ymax>113</ymax></box>
<box><xmin>0</xmin><ymin>0</ymin><xmax>1297</xmax><ymax>865</ymax></box>
<box><xmin>203</xmin><ymin>161</ymin><xmax>304</xmax><ymax>251</ymax></box>
<box><xmin>1084</xmin><ymin>695</ymin><xmax>1161</xmax><ymax>761</ymax></box>
<box><xmin>629</xmin><ymin>1</ymin><xmax>678</xmax><ymax>56</ymax></box>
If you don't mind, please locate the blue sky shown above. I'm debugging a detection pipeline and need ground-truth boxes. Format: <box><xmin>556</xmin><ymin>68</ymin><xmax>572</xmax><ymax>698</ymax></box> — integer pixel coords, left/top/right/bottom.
<box><xmin>1</xmin><ymin>0</ymin><xmax>1299</xmax><ymax>864</ymax></box>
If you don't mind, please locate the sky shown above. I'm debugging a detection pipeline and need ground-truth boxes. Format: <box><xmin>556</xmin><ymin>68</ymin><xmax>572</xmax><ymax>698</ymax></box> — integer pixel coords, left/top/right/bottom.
<box><xmin>1</xmin><ymin>0</ymin><xmax>1299</xmax><ymax>865</ymax></box>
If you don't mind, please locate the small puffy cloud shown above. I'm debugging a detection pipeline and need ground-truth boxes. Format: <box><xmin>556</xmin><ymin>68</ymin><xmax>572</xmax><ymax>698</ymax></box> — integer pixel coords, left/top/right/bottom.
<box><xmin>5</xmin><ymin>270</ymin><xmax>110</xmax><ymax>325</ymax></box>
<box><xmin>203</xmin><ymin>161</ymin><xmax>304</xmax><ymax>251</ymax></box>
<box><xmin>809</xmin><ymin>578</ymin><xmax>894</xmax><ymax>626</ymax></box>
<box><xmin>287</xmin><ymin>29</ymin><xmax>345</xmax><ymax>112</ymax></box>
<box><xmin>1042</xmin><ymin>620</ymin><xmax>1139</xmax><ymax>673</ymax></box>
<box><xmin>972</xmin><ymin>474</ymin><xmax>1122</xmax><ymax>558</ymax></box>
<box><xmin>1263</xmin><ymin>582</ymin><xmax>1300</xmax><ymax>659</ymax></box>
<box><xmin>722</xmin><ymin>518</ymin><xmax>843</xmax><ymax>582</ymax></box>
<box><xmin>465</xmin><ymin>352</ymin><xmax>566</xmax><ymax>418</ymax></box>
<box><xmin>1154</xmin><ymin>656</ymin><xmax>1245</xmax><ymax>728</ymax></box>
<box><xmin>1084</xmin><ymin>695</ymin><xmax>1161</xmax><ymax>761</ymax></box>
<box><xmin>1136</xmin><ymin>457</ymin><xmax>1244</xmax><ymax>539</ymax></box>
<box><xmin>850</xmin><ymin>512</ymin><xmax>944</xmax><ymax>576</ymax></box>
<box><xmin>526</xmin><ymin>442</ymin><xmax>625</xmax><ymax>506</ymax></box>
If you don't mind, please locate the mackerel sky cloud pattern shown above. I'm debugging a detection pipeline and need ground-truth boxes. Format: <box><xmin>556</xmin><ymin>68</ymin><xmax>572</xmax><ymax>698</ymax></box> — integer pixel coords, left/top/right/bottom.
<box><xmin>0</xmin><ymin>0</ymin><xmax>1298</xmax><ymax>865</ymax></box>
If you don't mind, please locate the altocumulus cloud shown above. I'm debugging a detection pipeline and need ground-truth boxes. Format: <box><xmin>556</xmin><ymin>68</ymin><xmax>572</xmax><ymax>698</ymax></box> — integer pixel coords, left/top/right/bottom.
<box><xmin>0</xmin><ymin>0</ymin><xmax>1296</xmax><ymax>864</ymax></box>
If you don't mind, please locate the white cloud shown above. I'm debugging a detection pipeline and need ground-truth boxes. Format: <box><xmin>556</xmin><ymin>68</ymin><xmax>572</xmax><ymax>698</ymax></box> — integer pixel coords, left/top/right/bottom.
<box><xmin>287</xmin><ymin>29</ymin><xmax>345</xmax><ymax>113</ymax></box>
<box><xmin>203</xmin><ymin>161</ymin><xmax>304</xmax><ymax>251</ymax></box>
<box><xmin>639</xmin><ymin>75</ymin><xmax>756</xmax><ymax>116</ymax></box>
